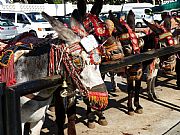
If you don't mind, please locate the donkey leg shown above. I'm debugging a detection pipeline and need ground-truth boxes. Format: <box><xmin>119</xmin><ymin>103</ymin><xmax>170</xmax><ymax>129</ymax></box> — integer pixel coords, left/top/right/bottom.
<box><xmin>127</xmin><ymin>79</ymin><xmax>135</xmax><ymax>115</ymax></box>
<box><xmin>109</xmin><ymin>72</ymin><xmax>119</xmax><ymax>92</ymax></box>
<box><xmin>67</xmin><ymin>102</ymin><xmax>76</xmax><ymax>135</ymax></box>
<box><xmin>29</xmin><ymin>116</ymin><xmax>45</xmax><ymax>135</ymax></box>
<box><xmin>147</xmin><ymin>78</ymin><xmax>155</xmax><ymax>101</ymax></box>
<box><xmin>22</xmin><ymin>123</ymin><xmax>30</xmax><ymax>135</ymax></box>
<box><xmin>134</xmin><ymin>80</ymin><xmax>143</xmax><ymax>114</ymax></box>
<box><xmin>151</xmin><ymin>76</ymin><xmax>158</xmax><ymax>100</ymax></box>
<box><xmin>54</xmin><ymin>89</ymin><xmax>66</xmax><ymax>135</ymax></box>
<box><xmin>96</xmin><ymin>110</ymin><xmax>108</xmax><ymax>126</ymax></box>
<box><xmin>101</xmin><ymin>73</ymin><xmax>106</xmax><ymax>81</ymax></box>
<box><xmin>86</xmin><ymin>105</ymin><xmax>96</xmax><ymax>129</ymax></box>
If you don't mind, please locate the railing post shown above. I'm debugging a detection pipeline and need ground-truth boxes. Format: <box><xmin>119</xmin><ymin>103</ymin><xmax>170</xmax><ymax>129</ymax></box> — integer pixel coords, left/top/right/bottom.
<box><xmin>0</xmin><ymin>82</ymin><xmax>5</xmax><ymax>135</ymax></box>
<box><xmin>15</xmin><ymin>93</ymin><xmax>22</xmax><ymax>135</ymax></box>
<box><xmin>2</xmin><ymin>87</ymin><xmax>22</xmax><ymax>135</ymax></box>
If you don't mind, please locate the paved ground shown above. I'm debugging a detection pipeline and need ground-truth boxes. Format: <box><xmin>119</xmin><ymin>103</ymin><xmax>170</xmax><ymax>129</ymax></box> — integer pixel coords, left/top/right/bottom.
<box><xmin>41</xmin><ymin>71</ymin><xmax>180</xmax><ymax>135</ymax></box>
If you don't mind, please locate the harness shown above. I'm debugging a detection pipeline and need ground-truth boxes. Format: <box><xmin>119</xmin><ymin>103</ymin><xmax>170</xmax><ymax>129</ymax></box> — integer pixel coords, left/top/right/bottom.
<box><xmin>49</xmin><ymin>43</ymin><xmax>108</xmax><ymax>110</ymax></box>
<box><xmin>154</xmin><ymin>25</ymin><xmax>175</xmax><ymax>73</ymax></box>
<box><xmin>119</xmin><ymin>19</ymin><xmax>140</xmax><ymax>54</ymax></box>
<box><xmin>158</xmin><ymin>25</ymin><xmax>174</xmax><ymax>46</ymax></box>
<box><xmin>83</xmin><ymin>13</ymin><xmax>110</xmax><ymax>38</ymax></box>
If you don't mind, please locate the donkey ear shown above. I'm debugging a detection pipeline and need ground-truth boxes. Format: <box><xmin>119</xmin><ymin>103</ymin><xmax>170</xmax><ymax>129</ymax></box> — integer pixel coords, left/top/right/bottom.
<box><xmin>163</xmin><ymin>16</ymin><xmax>171</xmax><ymax>31</ymax></box>
<box><xmin>70</xmin><ymin>9</ymin><xmax>87</xmax><ymax>37</ymax></box>
<box><xmin>71</xmin><ymin>9</ymin><xmax>82</xmax><ymax>23</ymax></box>
<box><xmin>77</xmin><ymin>0</ymin><xmax>86</xmax><ymax>18</ymax></box>
<box><xmin>42</xmin><ymin>12</ymin><xmax>80</xmax><ymax>45</ymax></box>
<box><xmin>108</xmin><ymin>10</ymin><xmax>124</xmax><ymax>34</ymax></box>
<box><xmin>42</xmin><ymin>12</ymin><xmax>64</xmax><ymax>28</ymax></box>
<box><xmin>142</xmin><ymin>18</ymin><xmax>162</xmax><ymax>35</ymax></box>
<box><xmin>126</xmin><ymin>10</ymin><xmax>135</xmax><ymax>31</ymax></box>
<box><xmin>90</xmin><ymin>0</ymin><xmax>103</xmax><ymax>16</ymax></box>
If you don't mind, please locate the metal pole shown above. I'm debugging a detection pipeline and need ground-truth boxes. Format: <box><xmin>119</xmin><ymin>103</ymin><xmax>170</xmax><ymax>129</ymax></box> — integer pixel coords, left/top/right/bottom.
<box><xmin>0</xmin><ymin>82</ymin><xmax>5</xmax><ymax>135</ymax></box>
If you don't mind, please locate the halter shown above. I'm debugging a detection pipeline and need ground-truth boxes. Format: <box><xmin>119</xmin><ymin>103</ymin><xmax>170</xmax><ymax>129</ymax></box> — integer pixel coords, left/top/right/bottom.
<box><xmin>49</xmin><ymin>42</ymin><xmax>108</xmax><ymax>110</ymax></box>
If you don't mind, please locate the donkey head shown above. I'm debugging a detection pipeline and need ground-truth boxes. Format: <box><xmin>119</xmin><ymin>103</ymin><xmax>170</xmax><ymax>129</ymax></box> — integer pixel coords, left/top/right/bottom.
<box><xmin>74</xmin><ymin>0</ymin><xmax>124</xmax><ymax>61</ymax></box>
<box><xmin>109</xmin><ymin>10</ymin><xmax>142</xmax><ymax>56</ymax></box>
<box><xmin>143</xmin><ymin>18</ymin><xmax>174</xmax><ymax>48</ymax></box>
<box><xmin>143</xmin><ymin>18</ymin><xmax>176</xmax><ymax>72</ymax></box>
<box><xmin>108</xmin><ymin>10</ymin><xmax>143</xmax><ymax>80</ymax></box>
<box><xmin>77</xmin><ymin>0</ymin><xmax>109</xmax><ymax>41</ymax></box>
<box><xmin>42</xmin><ymin>12</ymin><xmax>108</xmax><ymax>110</ymax></box>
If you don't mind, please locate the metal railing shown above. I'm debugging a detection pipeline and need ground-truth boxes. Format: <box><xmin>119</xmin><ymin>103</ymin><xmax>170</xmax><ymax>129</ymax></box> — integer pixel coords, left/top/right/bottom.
<box><xmin>0</xmin><ymin>75</ymin><xmax>61</xmax><ymax>135</ymax></box>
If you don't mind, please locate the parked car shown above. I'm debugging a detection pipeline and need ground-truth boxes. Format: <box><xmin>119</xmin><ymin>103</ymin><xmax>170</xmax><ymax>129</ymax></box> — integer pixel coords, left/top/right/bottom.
<box><xmin>99</xmin><ymin>11</ymin><xmax>127</xmax><ymax>22</ymax></box>
<box><xmin>0</xmin><ymin>17</ymin><xmax>17</xmax><ymax>40</ymax></box>
<box><xmin>53</xmin><ymin>15</ymin><xmax>71</xmax><ymax>27</ymax></box>
<box><xmin>0</xmin><ymin>11</ymin><xmax>56</xmax><ymax>38</ymax></box>
<box><xmin>135</xmin><ymin>13</ymin><xmax>154</xmax><ymax>28</ymax></box>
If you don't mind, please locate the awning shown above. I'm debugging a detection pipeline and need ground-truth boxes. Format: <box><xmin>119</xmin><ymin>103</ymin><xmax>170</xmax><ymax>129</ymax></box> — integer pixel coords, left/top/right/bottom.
<box><xmin>152</xmin><ymin>1</ymin><xmax>180</xmax><ymax>13</ymax></box>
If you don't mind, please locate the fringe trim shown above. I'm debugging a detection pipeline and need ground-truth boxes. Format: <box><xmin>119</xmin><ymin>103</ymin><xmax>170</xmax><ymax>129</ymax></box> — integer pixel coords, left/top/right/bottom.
<box><xmin>88</xmin><ymin>91</ymin><xmax>108</xmax><ymax>110</ymax></box>
<box><xmin>0</xmin><ymin>54</ymin><xmax>16</xmax><ymax>86</ymax></box>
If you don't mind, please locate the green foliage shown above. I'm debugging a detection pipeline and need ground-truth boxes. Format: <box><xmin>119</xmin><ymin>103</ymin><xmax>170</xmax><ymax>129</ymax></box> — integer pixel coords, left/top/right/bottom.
<box><xmin>54</xmin><ymin>0</ymin><xmax>62</xmax><ymax>4</ymax></box>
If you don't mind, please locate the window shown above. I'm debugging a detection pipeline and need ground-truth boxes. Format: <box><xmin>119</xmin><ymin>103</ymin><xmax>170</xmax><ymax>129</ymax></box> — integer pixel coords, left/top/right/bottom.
<box><xmin>0</xmin><ymin>19</ymin><xmax>14</xmax><ymax>26</ymax></box>
<box><xmin>26</xmin><ymin>12</ymin><xmax>47</xmax><ymax>22</ymax></box>
<box><xmin>17</xmin><ymin>14</ymin><xmax>29</xmax><ymax>23</ymax></box>
<box><xmin>1</xmin><ymin>13</ymin><xmax>15</xmax><ymax>22</ymax></box>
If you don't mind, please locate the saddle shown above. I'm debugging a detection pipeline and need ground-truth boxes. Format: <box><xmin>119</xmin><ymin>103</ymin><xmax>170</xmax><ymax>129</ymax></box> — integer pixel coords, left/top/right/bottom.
<box><xmin>0</xmin><ymin>32</ymin><xmax>50</xmax><ymax>86</ymax></box>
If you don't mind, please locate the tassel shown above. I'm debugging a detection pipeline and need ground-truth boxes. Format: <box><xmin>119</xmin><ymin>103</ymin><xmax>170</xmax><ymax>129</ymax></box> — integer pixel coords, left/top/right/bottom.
<box><xmin>0</xmin><ymin>54</ymin><xmax>16</xmax><ymax>86</ymax></box>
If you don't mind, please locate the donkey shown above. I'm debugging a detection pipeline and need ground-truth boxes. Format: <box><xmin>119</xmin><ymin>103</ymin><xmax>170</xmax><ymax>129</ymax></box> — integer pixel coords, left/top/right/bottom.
<box><xmin>0</xmin><ymin>11</ymin><xmax>109</xmax><ymax>135</ymax></box>
<box><xmin>70</xmin><ymin>0</ymin><xmax>124</xmax><ymax>128</ymax></box>
<box><xmin>42</xmin><ymin>12</ymin><xmax>111</xmax><ymax>135</ymax></box>
<box><xmin>108</xmin><ymin>10</ymin><xmax>145</xmax><ymax>115</ymax></box>
<box><xmin>0</xmin><ymin>32</ymin><xmax>58</xmax><ymax>135</ymax></box>
<box><xmin>141</xmin><ymin>18</ymin><xmax>177</xmax><ymax>100</ymax></box>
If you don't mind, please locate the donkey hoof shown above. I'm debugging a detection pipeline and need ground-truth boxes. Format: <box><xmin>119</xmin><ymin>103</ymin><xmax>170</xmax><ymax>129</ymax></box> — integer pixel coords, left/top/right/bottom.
<box><xmin>87</xmin><ymin>121</ymin><xmax>95</xmax><ymax>129</ymax></box>
<box><xmin>128</xmin><ymin>111</ymin><xmax>134</xmax><ymax>116</ymax></box>
<box><xmin>135</xmin><ymin>106</ymin><xmax>143</xmax><ymax>114</ymax></box>
<box><xmin>98</xmin><ymin>118</ymin><xmax>108</xmax><ymax>126</ymax></box>
<box><xmin>113</xmin><ymin>87</ymin><xmax>121</xmax><ymax>93</ymax></box>
<box><xmin>153</xmin><ymin>94</ymin><xmax>158</xmax><ymax>100</ymax></box>
<box><xmin>128</xmin><ymin>107</ymin><xmax>134</xmax><ymax>116</ymax></box>
<box><xmin>148</xmin><ymin>94</ymin><xmax>155</xmax><ymax>101</ymax></box>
